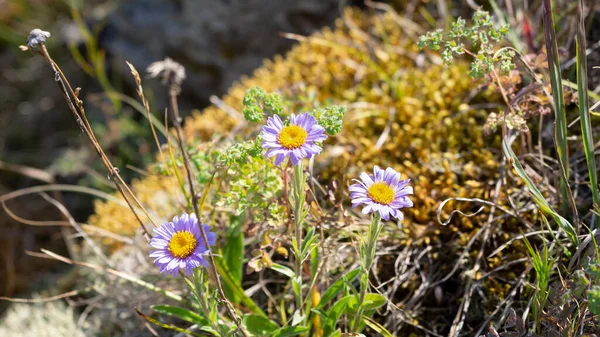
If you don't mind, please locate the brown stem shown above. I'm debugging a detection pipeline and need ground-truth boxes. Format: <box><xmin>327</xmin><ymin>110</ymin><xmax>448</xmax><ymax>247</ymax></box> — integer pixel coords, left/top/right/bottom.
<box><xmin>167</xmin><ymin>82</ymin><xmax>250</xmax><ymax>337</ymax></box>
<box><xmin>37</xmin><ymin>45</ymin><xmax>153</xmax><ymax>238</ymax></box>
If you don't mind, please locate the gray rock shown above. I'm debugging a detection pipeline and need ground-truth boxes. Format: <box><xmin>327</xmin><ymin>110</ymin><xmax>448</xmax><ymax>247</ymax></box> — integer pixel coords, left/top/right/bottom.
<box><xmin>103</xmin><ymin>0</ymin><xmax>343</xmax><ymax>111</ymax></box>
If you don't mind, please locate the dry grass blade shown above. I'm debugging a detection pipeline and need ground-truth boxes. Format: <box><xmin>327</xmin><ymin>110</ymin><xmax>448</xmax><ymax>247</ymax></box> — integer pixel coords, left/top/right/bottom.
<box><xmin>437</xmin><ymin>197</ymin><xmax>528</xmax><ymax>226</ymax></box>
<box><xmin>0</xmin><ymin>161</ymin><xmax>55</xmax><ymax>183</ymax></box>
<box><xmin>0</xmin><ymin>184</ymin><xmax>129</xmax><ymax>208</ymax></box>
<box><xmin>0</xmin><ymin>290</ymin><xmax>80</xmax><ymax>303</ymax></box>
<box><xmin>26</xmin><ymin>249</ymin><xmax>184</xmax><ymax>303</ymax></box>
<box><xmin>39</xmin><ymin>192</ymin><xmax>113</xmax><ymax>267</ymax></box>
<box><xmin>1</xmin><ymin>200</ymin><xmax>70</xmax><ymax>227</ymax></box>
<box><xmin>126</xmin><ymin>61</ymin><xmax>165</xmax><ymax>162</ymax></box>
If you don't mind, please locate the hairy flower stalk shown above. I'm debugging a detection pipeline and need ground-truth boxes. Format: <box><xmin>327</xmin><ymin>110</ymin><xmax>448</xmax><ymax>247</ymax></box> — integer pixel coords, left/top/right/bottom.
<box><xmin>353</xmin><ymin>213</ymin><xmax>382</xmax><ymax>331</ymax></box>
<box><xmin>349</xmin><ymin>166</ymin><xmax>413</xmax><ymax>331</ymax></box>
<box><xmin>261</xmin><ymin>112</ymin><xmax>327</xmax><ymax>319</ymax></box>
<box><xmin>292</xmin><ymin>161</ymin><xmax>307</xmax><ymax>316</ymax></box>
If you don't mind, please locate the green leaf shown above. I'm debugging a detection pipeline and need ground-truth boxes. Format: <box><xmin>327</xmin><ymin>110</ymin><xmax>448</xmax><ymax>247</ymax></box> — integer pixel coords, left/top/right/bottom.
<box><xmin>151</xmin><ymin>305</ymin><xmax>205</xmax><ymax>325</ymax></box>
<box><xmin>313</xmin><ymin>105</ymin><xmax>346</xmax><ymax>135</ymax></box>
<box><xmin>273</xmin><ymin>326</ymin><xmax>309</xmax><ymax>337</ymax></box>
<box><xmin>317</xmin><ymin>268</ymin><xmax>361</xmax><ymax>309</ymax></box>
<box><xmin>242</xmin><ymin>314</ymin><xmax>280</xmax><ymax>336</ymax></box>
<box><xmin>135</xmin><ymin>308</ymin><xmax>207</xmax><ymax>337</ymax></box>
<box><xmin>323</xmin><ymin>295</ymin><xmax>352</xmax><ymax>336</ymax></box>
<box><xmin>270</xmin><ymin>263</ymin><xmax>295</xmax><ymax>279</ymax></box>
<box><xmin>329</xmin><ymin>329</ymin><xmax>342</xmax><ymax>337</ymax></box>
<box><xmin>223</xmin><ymin>213</ymin><xmax>245</xmax><ymax>303</ymax></box>
<box><xmin>362</xmin><ymin>316</ymin><xmax>394</xmax><ymax>337</ymax></box>
<box><xmin>352</xmin><ymin>293</ymin><xmax>387</xmax><ymax>311</ymax></box>
<box><xmin>152</xmin><ymin>305</ymin><xmax>220</xmax><ymax>336</ymax></box>
<box><xmin>242</xmin><ymin>87</ymin><xmax>283</xmax><ymax>122</ymax></box>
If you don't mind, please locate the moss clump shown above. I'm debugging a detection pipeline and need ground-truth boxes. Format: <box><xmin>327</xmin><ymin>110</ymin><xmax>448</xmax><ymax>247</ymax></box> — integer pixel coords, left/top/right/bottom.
<box><xmin>182</xmin><ymin>8</ymin><xmax>502</xmax><ymax>234</ymax></box>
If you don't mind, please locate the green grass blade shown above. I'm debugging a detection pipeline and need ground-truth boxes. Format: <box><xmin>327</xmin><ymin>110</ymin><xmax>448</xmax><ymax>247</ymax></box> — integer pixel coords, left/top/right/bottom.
<box><xmin>562</xmin><ymin>80</ymin><xmax>600</xmax><ymax>102</ymax></box>
<box><xmin>502</xmin><ymin>138</ymin><xmax>579</xmax><ymax>245</ymax></box>
<box><xmin>542</xmin><ymin>0</ymin><xmax>571</xmax><ymax>213</ymax></box>
<box><xmin>134</xmin><ymin>308</ymin><xmax>207</xmax><ymax>337</ymax></box>
<box><xmin>362</xmin><ymin>316</ymin><xmax>395</xmax><ymax>337</ymax></box>
<box><xmin>576</xmin><ymin>0</ymin><xmax>600</xmax><ymax>210</ymax></box>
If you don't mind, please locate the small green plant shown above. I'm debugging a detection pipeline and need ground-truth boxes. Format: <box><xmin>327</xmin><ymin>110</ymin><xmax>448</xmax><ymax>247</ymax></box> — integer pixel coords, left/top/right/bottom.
<box><xmin>418</xmin><ymin>9</ymin><xmax>514</xmax><ymax>79</ymax></box>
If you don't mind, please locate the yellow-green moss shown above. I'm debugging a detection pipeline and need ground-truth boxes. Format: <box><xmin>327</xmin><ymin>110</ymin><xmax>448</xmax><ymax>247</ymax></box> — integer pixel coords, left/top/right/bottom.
<box><xmin>91</xmin><ymin>8</ymin><xmax>502</xmax><ymax>245</ymax></box>
<box><xmin>182</xmin><ymin>8</ymin><xmax>501</xmax><ymax>233</ymax></box>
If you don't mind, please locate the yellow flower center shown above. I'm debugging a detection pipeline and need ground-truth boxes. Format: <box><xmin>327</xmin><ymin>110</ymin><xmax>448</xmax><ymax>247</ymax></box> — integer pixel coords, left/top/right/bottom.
<box><xmin>278</xmin><ymin>125</ymin><xmax>308</xmax><ymax>149</ymax></box>
<box><xmin>367</xmin><ymin>182</ymin><xmax>395</xmax><ymax>205</ymax></box>
<box><xmin>168</xmin><ymin>231</ymin><xmax>197</xmax><ymax>259</ymax></box>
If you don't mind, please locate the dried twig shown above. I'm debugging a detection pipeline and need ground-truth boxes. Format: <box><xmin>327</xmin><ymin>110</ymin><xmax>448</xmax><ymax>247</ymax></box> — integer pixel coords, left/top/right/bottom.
<box><xmin>24</xmin><ymin>31</ymin><xmax>155</xmax><ymax>239</ymax></box>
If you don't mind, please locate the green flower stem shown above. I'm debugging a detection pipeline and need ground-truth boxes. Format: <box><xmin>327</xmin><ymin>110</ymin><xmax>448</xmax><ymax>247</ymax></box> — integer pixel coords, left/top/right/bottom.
<box><xmin>352</xmin><ymin>213</ymin><xmax>383</xmax><ymax>332</ymax></box>
<box><xmin>292</xmin><ymin>162</ymin><xmax>307</xmax><ymax>318</ymax></box>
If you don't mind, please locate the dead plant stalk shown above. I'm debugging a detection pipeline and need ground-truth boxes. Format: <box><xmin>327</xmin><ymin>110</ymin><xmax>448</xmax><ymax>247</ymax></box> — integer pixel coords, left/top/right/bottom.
<box><xmin>166</xmin><ymin>76</ymin><xmax>250</xmax><ymax>337</ymax></box>
<box><xmin>34</xmin><ymin>43</ymin><xmax>155</xmax><ymax>239</ymax></box>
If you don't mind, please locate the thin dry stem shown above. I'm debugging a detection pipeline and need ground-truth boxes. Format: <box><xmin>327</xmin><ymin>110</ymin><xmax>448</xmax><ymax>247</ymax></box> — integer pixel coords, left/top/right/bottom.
<box><xmin>126</xmin><ymin>61</ymin><xmax>165</xmax><ymax>162</ymax></box>
<box><xmin>167</xmin><ymin>78</ymin><xmax>249</xmax><ymax>337</ymax></box>
<box><xmin>35</xmin><ymin>44</ymin><xmax>155</xmax><ymax>238</ymax></box>
<box><xmin>27</xmin><ymin>249</ymin><xmax>184</xmax><ymax>303</ymax></box>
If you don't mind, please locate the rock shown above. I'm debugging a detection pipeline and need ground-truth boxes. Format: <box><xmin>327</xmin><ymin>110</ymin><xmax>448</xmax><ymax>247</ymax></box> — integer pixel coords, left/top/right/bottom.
<box><xmin>102</xmin><ymin>0</ymin><xmax>344</xmax><ymax>111</ymax></box>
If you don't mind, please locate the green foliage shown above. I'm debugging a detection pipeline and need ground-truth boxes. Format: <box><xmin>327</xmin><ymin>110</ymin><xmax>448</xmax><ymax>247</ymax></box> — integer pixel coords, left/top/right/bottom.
<box><xmin>186</xmin><ymin>139</ymin><xmax>285</xmax><ymax>222</ymax></box>
<box><xmin>217</xmin><ymin>153</ymin><xmax>284</xmax><ymax>220</ymax></box>
<box><xmin>582</xmin><ymin>257</ymin><xmax>600</xmax><ymax>316</ymax></box>
<box><xmin>214</xmin><ymin>254</ymin><xmax>267</xmax><ymax>317</ymax></box>
<box><xmin>135</xmin><ymin>308</ymin><xmax>208</xmax><ymax>337</ymax></box>
<box><xmin>588</xmin><ymin>286</ymin><xmax>600</xmax><ymax>316</ymax></box>
<box><xmin>523</xmin><ymin>235</ymin><xmax>553</xmax><ymax>331</ymax></box>
<box><xmin>317</xmin><ymin>269</ymin><xmax>361</xmax><ymax>309</ymax></box>
<box><xmin>418</xmin><ymin>9</ymin><xmax>513</xmax><ymax>78</ymax></box>
<box><xmin>272</xmin><ymin>326</ymin><xmax>309</xmax><ymax>337</ymax></box>
<box><xmin>502</xmin><ymin>138</ymin><xmax>579</xmax><ymax>246</ymax></box>
<box><xmin>313</xmin><ymin>105</ymin><xmax>346</xmax><ymax>135</ymax></box>
<box><xmin>151</xmin><ymin>305</ymin><xmax>219</xmax><ymax>336</ymax></box>
<box><xmin>242</xmin><ymin>86</ymin><xmax>284</xmax><ymax>122</ymax></box>
<box><xmin>219</xmin><ymin>136</ymin><xmax>264</xmax><ymax>166</ymax></box>
<box><xmin>242</xmin><ymin>86</ymin><xmax>345</xmax><ymax>136</ymax></box>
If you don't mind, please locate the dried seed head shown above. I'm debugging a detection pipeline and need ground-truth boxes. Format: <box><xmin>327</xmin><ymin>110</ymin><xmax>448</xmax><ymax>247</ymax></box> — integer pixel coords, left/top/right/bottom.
<box><xmin>25</xmin><ymin>29</ymin><xmax>51</xmax><ymax>50</ymax></box>
<box><xmin>146</xmin><ymin>57</ymin><xmax>186</xmax><ymax>88</ymax></box>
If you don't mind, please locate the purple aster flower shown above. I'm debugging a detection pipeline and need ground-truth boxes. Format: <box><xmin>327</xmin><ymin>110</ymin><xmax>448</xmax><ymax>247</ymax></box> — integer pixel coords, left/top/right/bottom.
<box><xmin>149</xmin><ymin>213</ymin><xmax>216</xmax><ymax>276</ymax></box>
<box><xmin>349</xmin><ymin>166</ymin><xmax>413</xmax><ymax>221</ymax></box>
<box><xmin>261</xmin><ymin>112</ymin><xmax>327</xmax><ymax>166</ymax></box>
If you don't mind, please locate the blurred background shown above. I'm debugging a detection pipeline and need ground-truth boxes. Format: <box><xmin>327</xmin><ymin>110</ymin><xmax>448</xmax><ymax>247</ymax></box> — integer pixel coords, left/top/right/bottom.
<box><xmin>0</xmin><ymin>0</ymin><xmax>364</xmax><ymax>302</ymax></box>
